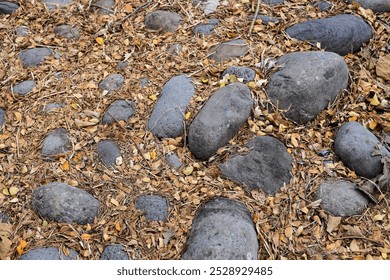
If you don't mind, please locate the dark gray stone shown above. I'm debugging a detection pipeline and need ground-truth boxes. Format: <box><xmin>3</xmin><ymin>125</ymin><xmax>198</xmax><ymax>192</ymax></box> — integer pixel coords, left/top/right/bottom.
<box><xmin>102</xmin><ymin>100</ymin><xmax>135</xmax><ymax>124</ymax></box>
<box><xmin>139</xmin><ymin>77</ymin><xmax>149</xmax><ymax>88</ymax></box>
<box><xmin>13</xmin><ymin>80</ymin><xmax>36</xmax><ymax>95</ymax></box>
<box><xmin>220</xmin><ymin>136</ymin><xmax>292</xmax><ymax>195</ymax></box>
<box><xmin>264</xmin><ymin>0</ymin><xmax>284</xmax><ymax>5</ymax></box>
<box><xmin>32</xmin><ymin>182</ymin><xmax>99</xmax><ymax>224</ymax></box>
<box><xmin>286</xmin><ymin>14</ymin><xmax>372</xmax><ymax>56</ymax></box>
<box><xmin>19</xmin><ymin>247</ymin><xmax>78</xmax><ymax>260</ymax></box>
<box><xmin>16</xmin><ymin>25</ymin><xmax>29</xmax><ymax>36</ymax></box>
<box><xmin>335</xmin><ymin>122</ymin><xmax>390</xmax><ymax>179</ymax></box>
<box><xmin>266</xmin><ymin>51</ymin><xmax>349</xmax><ymax>124</ymax></box>
<box><xmin>250</xmin><ymin>14</ymin><xmax>280</xmax><ymax>25</ymax></box>
<box><xmin>135</xmin><ymin>194</ymin><xmax>169</xmax><ymax>222</ymax></box>
<box><xmin>188</xmin><ymin>83</ymin><xmax>252</xmax><ymax>160</ymax></box>
<box><xmin>54</xmin><ymin>25</ymin><xmax>80</xmax><ymax>40</ymax></box>
<box><xmin>0</xmin><ymin>211</ymin><xmax>9</xmax><ymax>223</ymax></box>
<box><xmin>314</xmin><ymin>1</ymin><xmax>332</xmax><ymax>11</ymax></box>
<box><xmin>148</xmin><ymin>75</ymin><xmax>195</xmax><ymax>138</ymax></box>
<box><xmin>42</xmin><ymin>0</ymin><xmax>72</xmax><ymax>10</ymax></box>
<box><xmin>222</xmin><ymin>66</ymin><xmax>256</xmax><ymax>83</ymax></box>
<box><xmin>345</xmin><ymin>0</ymin><xmax>390</xmax><ymax>13</ymax></box>
<box><xmin>317</xmin><ymin>180</ymin><xmax>370</xmax><ymax>216</ymax></box>
<box><xmin>0</xmin><ymin>1</ymin><xmax>19</xmax><ymax>14</ymax></box>
<box><xmin>192</xmin><ymin>19</ymin><xmax>219</xmax><ymax>35</ymax></box>
<box><xmin>192</xmin><ymin>0</ymin><xmax>220</xmax><ymax>15</ymax></box>
<box><xmin>97</xmin><ymin>140</ymin><xmax>121</xmax><ymax>167</ymax></box>
<box><xmin>209</xmin><ymin>39</ymin><xmax>248</xmax><ymax>62</ymax></box>
<box><xmin>99</xmin><ymin>74</ymin><xmax>124</xmax><ymax>93</ymax></box>
<box><xmin>144</xmin><ymin>10</ymin><xmax>182</xmax><ymax>33</ymax></box>
<box><xmin>0</xmin><ymin>108</ymin><xmax>5</xmax><ymax>128</ymax></box>
<box><xmin>42</xmin><ymin>128</ymin><xmax>70</xmax><ymax>158</ymax></box>
<box><xmin>117</xmin><ymin>61</ymin><xmax>128</xmax><ymax>70</ymax></box>
<box><xmin>182</xmin><ymin>197</ymin><xmax>258</xmax><ymax>260</ymax></box>
<box><xmin>44</xmin><ymin>103</ymin><xmax>64</xmax><ymax>113</ymax></box>
<box><xmin>19</xmin><ymin>48</ymin><xmax>53</xmax><ymax>67</ymax></box>
<box><xmin>95</xmin><ymin>0</ymin><xmax>115</xmax><ymax>15</ymax></box>
<box><xmin>100</xmin><ymin>244</ymin><xmax>129</xmax><ymax>260</ymax></box>
<box><xmin>165</xmin><ymin>153</ymin><xmax>182</xmax><ymax>169</ymax></box>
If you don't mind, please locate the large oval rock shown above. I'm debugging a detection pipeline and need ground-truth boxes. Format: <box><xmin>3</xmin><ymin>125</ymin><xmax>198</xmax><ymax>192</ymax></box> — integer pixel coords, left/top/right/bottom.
<box><xmin>0</xmin><ymin>1</ymin><xmax>19</xmax><ymax>14</ymax></box>
<box><xmin>220</xmin><ymin>136</ymin><xmax>292</xmax><ymax>195</ymax></box>
<box><xmin>97</xmin><ymin>140</ymin><xmax>121</xmax><ymax>167</ymax></box>
<box><xmin>100</xmin><ymin>244</ymin><xmax>129</xmax><ymax>260</ymax></box>
<box><xmin>144</xmin><ymin>10</ymin><xmax>182</xmax><ymax>33</ymax></box>
<box><xmin>135</xmin><ymin>194</ymin><xmax>169</xmax><ymax>222</ymax></box>
<box><xmin>345</xmin><ymin>0</ymin><xmax>390</xmax><ymax>13</ymax></box>
<box><xmin>266</xmin><ymin>51</ymin><xmax>348</xmax><ymax>124</ymax></box>
<box><xmin>334</xmin><ymin>122</ymin><xmax>390</xmax><ymax>179</ymax></box>
<box><xmin>188</xmin><ymin>83</ymin><xmax>253</xmax><ymax>161</ymax></box>
<box><xmin>32</xmin><ymin>182</ymin><xmax>99</xmax><ymax>224</ymax></box>
<box><xmin>19</xmin><ymin>247</ymin><xmax>78</xmax><ymax>260</ymax></box>
<box><xmin>42</xmin><ymin>128</ymin><xmax>70</xmax><ymax>158</ymax></box>
<box><xmin>209</xmin><ymin>39</ymin><xmax>248</xmax><ymax>62</ymax></box>
<box><xmin>286</xmin><ymin>14</ymin><xmax>372</xmax><ymax>56</ymax></box>
<box><xmin>147</xmin><ymin>75</ymin><xmax>195</xmax><ymax>138</ymax></box>
<box><xmin>19</xmin><ymin>48</ymin><xmax>53</xmax><ymax>67</ymax></box>
<box><xmin>317</xmin><ymin>181</ymin><xmax>370</xmax><ymax>216</ymax></box>
<box><xmin>13</xmin><ymin>80</ymin><xmax>36</xmax><ymax>95</ymax></box>
<box><xmin>99</xmin><ymin>74</ymin><xmax>124</xmax><ymax>93</ymax></box>
<box><xmin>182</xmin><ymin>197</ymin><xmax>258</xmax><ymax>260</ymax></box>
<box><xmin>102</xmin><ymin>99</ymin><xmax>135</xmax><ymax>124</ymax></box>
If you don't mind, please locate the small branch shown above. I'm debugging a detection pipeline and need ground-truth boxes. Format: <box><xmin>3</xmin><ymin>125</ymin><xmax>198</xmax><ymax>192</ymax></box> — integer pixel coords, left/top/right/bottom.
<box><xmin>248</xmin><ymin>0</ymin><xmax>262</xmax><ymax>36</ymax></box>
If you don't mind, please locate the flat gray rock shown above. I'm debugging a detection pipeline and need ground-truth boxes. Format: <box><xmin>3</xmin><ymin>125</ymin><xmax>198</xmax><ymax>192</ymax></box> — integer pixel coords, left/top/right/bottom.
<box><xmin>182</xmin><ymin>197</ymin><xmax>258</xmax><ymax>260</ymax></box>
<box><xmin>0</xmin><ymin>1</ymin><xmax>19</xmax><ymax>14</ymax></box>
<box><xmin>314</xmin><ymin>1</ymin><xmax>332</xmax><ymax>11</ymax></box>
<box><xmin>16</xmin><ymin>25</ymin><xmax>29</xmax><ymax>36</ymax></box>
<box><xmin>54</xmin><ymin>25</ymin><xmax>80</xmax><ymax>40</ymax></box>
<box><xmin>44</xmin><ymin>103</ymin><xmax>64</xmax><ymax>113</ymax></box>
<box><xmin>100</xmin><ymin>244</ymin><xmax>129</xmax><ymax>260</ymax></box>
<box><xmin>192</xmin><ymin>19</ymin><xmax>219</xmax><ymax>35</ymax></box>
<box><xmin>99</xmin><ymin>74</ymin><xmax>124</xmax><ymax>93</ymax></box>
<box><xmin>345</xmin><ymin>0</ymin><xmax>390</xmax><ymax>13</ymax></box>
<box><xmin>222</xmin><ymin>66</ymin><xmax>256</xmax><ymax>83</ymax></box>
<box><xmin>32</xmin><ymin>182</ymin><xmax>99</xmax><ymax>224</ymax></box>
<box><xmin>135</xmin><ymin>194</ymin><xmax>169</xmax><ymax>222</ymax></box>
<box><xmin>335</xmin><ymin>122</ymin><xmax>390</xmax><ymax>179</ymax></box>
<box><xmin>0</xmin><ymin>108</ymin><xmax>5</xmax><ymax>128</ymax></box>
<box><xmin>102</xmin><ymin>99</ymin><xmax>135</xmax><ymax>124</ymax></box>
<box><xmin>0</xmin><ymin>211</ymin><xmax>9</xmax><ymax>223</ymax></box>
<box><xmin>97</xmin><ymin>140</ymin><xmax>121</xmax><ymax>167</ymax></box>
<box><xmin>188</xmin><ymin>83</ymin><xmax>252</xmax><ymax>160</ymax></box>
<box><xmin>19</xmin><ymin>48</ymin><xmax>53</xmax><ymax>67</ymax></box>
<box><xmin>42</xmin><ymin>128</ymin><xmax>70</xmax><ymax>158</ymax></box>
<box><xmin>317</xmin><ymin>181</ymin><xmax>370</xmax><ymax>216</ymax></box>
<box><xmin>266</xmin><ymin>51</ymin><xmax>348</xmax><ymax>124</ymax></box>
<box><xmin>13</xmin><ymin>80</ymin><xmax>36</xmax><ymax>95</ymax></box>
<box><xmin>165</xmin><ymin>153</ymin><xmax>182</xmax><ymax>169</ymax></box>
<box><xmin>286</xmin><ymin>14</ymin><xmax>372</xmax><ymax>56</ymax></box>
<box><xmin>209</xmin><ymin>39</ymin><xmax>248</xmax><ymax>62</ymax></box>
<box><xmin>95</xmin><ymin>0</ymin><xmax>115</xmax><ymax>15</ymax></box>
<box><xmin>117</xmin><ymin>61</ymin><xmax>128</xmax><ymax>70</ymax></box>
<box><xmin>147</xmin><ymin>75</ymin><xmax>195</xmax><ymax>138</ymax></box>
<box><xmin>144</xmin><ymin>10</ymin><xmax>182</xmax><ymax>33</ymax></box>
<box><xmin>41</xmin><ymin>0</ymin><xmax>72</xmax><ymax>10</ymax></box>
<box><xmin>19</xmin><ymin>247</ymin><xmax>78</xmax><ymax>260</ymax></box>
<box><xmin>220</xmin><ymin>136</ymin><xmax>293</xmax><ymax>195</ymax></box>
<box><xmin>192</xmin><ymin>0</ymin><xmax>220</xmax><ymax>15</ymax></box>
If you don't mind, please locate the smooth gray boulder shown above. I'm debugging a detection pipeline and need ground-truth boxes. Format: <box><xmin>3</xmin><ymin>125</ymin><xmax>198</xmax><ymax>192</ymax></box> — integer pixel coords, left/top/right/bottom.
<box><xmin>335</xmin><ymin>122</ymin><xmax>390</xmax><ymax>179</ymax></box>
<box><xmin>135</xmin><ymin>194</ymin><xmax>169</xmax><ymax>222</ymax></box>
<box><xmin>42</xmin><ymin>128</ymin><xmax>70</xmax><ymax>158</ymax></box>
<box><xmin>266</xmin><ymin>51</ymin><xmax>348</xmax><ymax>124</ymax></box>
<box><xmin>222</xmin><ymin>66</ymin><xmax>256</xmax><ymax>83</ymax></box>
<box><xmin>0</xmin><ymin>1</ymin><xmax>19</xmax><ymax>14</ymax></box>
<box><xmin>0</xmin><ymin>108</ymin><xmax>5</xmax><ymax>128</ymax></box>
<box><xmin>182</xmin><ymin>197</ymin><xmax>258</xmax><ymax>260</ymax></box>
<box><xmin>32</xmin><ymin>182</ymin><xmax>99</xmax><ymax>224</ymax></box>
<box><xmin>317</xmin><ymin>181</ymin><xmax>370</xmax><ymax>216</ymax></box>
<box><xmin>188</xmin><ymin>83</ymin><xmax>252</xmax><ymax>160</ymax></box>
<box><xmin>345</xmin><ymin>0</ymin><xmax>390</xmax><ymax>13</ymax></box>
<box><xmin>286</xmin><ymin>14</ymin><xmax>372</xmax><ymax>56</ymax></box>
<box><xmin>19</xmin><ymin>48</ymin><xmax>53</xmax><ymax>67</ymax></box>
<box><xmin>95</xmin><ymin>0</ymin><xmax>115</xmax><ymax>15</ymax></box>
<box><xmin>102</xmin><ymin>100</ymin><xmax>135</xmax><ymax>124</ymax></box>
<box><xmin>144</xmin><ymin>10</ymin><xmax>182</xmax><ymax>33</ymax></box>
<box><xmin>54</xmin><ymin>25</ymin><xmax>80</xmax><ymax>40</ymax></box>
<box><xmin>97</xmin><ymin>140</ymin><xmax>121</xmax><ymax>167</ymax></box>
<box><xmin>165</xmin><ymin>153</ymin><xmax>182</xmax><ymax>169</ymax></box>
<box><xmin>100</xmin><ymin>244</ymin><xmax>129</xmax><ymax>260</ymax></box>
<box><xmin>42</xmin><ymin>0</ymin><xmax>72</xmax><ymax>10</ymax></box>
<box><xmin>220</xmin><ymin>136</ymin><xmax>292</xmax><ymax>195</ymax></box>
<box><xmin>13</xmin><ymin>80</ymin><xmax>36</xmax><ymax>95</ymax></box>
<box><xmin>192</xmin><ymin>19</ymin><xmax>219</xmax><ymax>35</ymax></box>
<box><xmin>148</xmin><ymin>75</ymin><xmax>195</xmax><ymax>139</ymax></box>
<box><xmin>19</xmin><ymin>247</ymin><xmax>78</xmax><ymax>260</ymax></box>
<box><xmin>99</xmin><ymin>74</ymin><xmax>124</xmax><ymax>93</ymax></box>
<box><xmin>209</xmin><ymin>39</ymin><xmax>248</xmax><ymax>62</ymax></box>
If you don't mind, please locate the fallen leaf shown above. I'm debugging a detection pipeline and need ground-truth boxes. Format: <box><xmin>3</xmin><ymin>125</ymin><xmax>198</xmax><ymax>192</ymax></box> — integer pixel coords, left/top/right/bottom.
<box><xmin>183</xmin><ymin>166</ymin><xmax>193</xmax><ymax>176</ymax></box>
<box><xmin>8</xmin><ymin>186</ymin><xmax>19</xmax><ymax>196</ymax></box>
<box><xmin>61</xmin><ymin>160</ymin><xmax>70</xmax><ymax>171</ymax></box>
<box><xmin>14</xmin><ymin>112</ymin><xmax>22</xmax><ymax>122</ymax></box>
<box><xmin>150</xmin><ymin>151</ymin><xmax>157</xmax><ymax>160</ymax></box>
<box><xmin>350</xmin><ymin>239</ymin><xmax>360</xmax><ymax>252</ymax></box>
<box><xmin>0</xmin><ymin>223</ymin><xmax>12</xmax><ymax>259</ymax></box>
<box><xmin>185</xmin><ymin>111</ymin><xmax>191</xmax><ymax>120</ymax></box>
<box><xmin>327</xmin><ymin>216</ymin><xmax>341</xmax><ymax>233</ymax></box>
<box><xmin>374</xmin><ymin>214</ymin><xmax>386</xmax><ymax>221</ymax></box>
<box><xmin>96</xmin><ymin>37</ymin><xmax>104</xmax><ymax>45</ymax></box>
<box><xmin>370</xmin><ymin>94</ymin><xmax>380</xmax><ymax>106</ymax></box>
<box><xmin>124</xmin><ymin>4</ymin><xmax>133</xmax><ymax>13</ymax></box>
<box><xmin>376</xmin><ymin>54</ymin><xmax>390</xmax><ymax>81</ymax></box>
<box><xmin>81</xmin><ymin>233</ymin><xmax>92</xmax><ymax>240</ymax></box>
<box><xmin>16</xmin><ymin>240</ymin><xmax>27</xmax><ymax>255</ymax></box>
<box><xmin>284</xmin><ymin>227</ymin><xmax>293</xmax><ymax>238</ymax></box>
<box><xmin>115</xmin><ymin>222</ymin><xmax>121</xmax><ymax>232</ymax></box>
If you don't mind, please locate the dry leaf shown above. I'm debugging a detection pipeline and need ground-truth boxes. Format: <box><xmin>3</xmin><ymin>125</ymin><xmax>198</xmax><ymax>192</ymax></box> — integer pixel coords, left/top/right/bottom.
<box><xmin>327</xmin><ymin>216</ymin><xmax>342</xmax><ymax>233</ymax></box>
<box><xmin>0</xmin><ymin>223</ymin><xmax>12</xmax><ymax>259</ymax></box>
<box><xmin>16</xmin><ymin>240</ymin><xmax>27</xmax><ymax>255</ymax></box>
<box><xmin>96</xmin><ymin>37</ymin><xmax>104</xmax><ymax>45</ymax></box>
<box><xmin>8</xmin><ymin>186</ymin><xmax>19</xmax><ymax>196</ymax></box>
<box><xmin>370</xmin><ymin>94</ymin><xmax>380</xmax><ymax>106</ymax></box>
<box><xmin>284</xmin><ymin>227</ymin><xmax>293</xmax><ymax>238</ymax></box>
<box><xmin>376</xmin><ymin>55</ymin><xmax>390</xmax><ymax>81</ymax></box>
<box><xmin>350</xmin><ymin>239</ymin><xmax>360</xmax><ymax>252</ymax></box>
<box><xmin>183</xmin><ymin>166</ymin><xmax>193</xmax><ymax>176</ymax></box>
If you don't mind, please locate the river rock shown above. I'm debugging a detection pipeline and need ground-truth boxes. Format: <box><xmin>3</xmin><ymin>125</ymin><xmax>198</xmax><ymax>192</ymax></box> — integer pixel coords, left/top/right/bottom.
<box><xmin>42</xmin><ymin>0</ymin><xmax>72</xmax><ymax>10</ymax></box>
<box><xmin>188</xmin><ymin>83</ymin><xmax>252</xmax><ymax>160</ymax></box>
<box><xmin>169</xmin><ymin>43</ymin><xmax>183</xmax><ymax>56</ymax></box>
<box><xmin>286</xmin><ymin>14</ymin><xmax>372</xmax><ymax>56</ymax></box>
<box><xmin>317</xmin><ymin>181</ymin><xmax>370</xmax><ymax>216</ymax></box>
<box><xmin>42</xmin><ymin>128</ymin><xmax>70</xmax><ymax>158</ymax></box>
<box><xmin>54</xmin><ymin>25</ymin><xmax>80</xmax><ymax>40</ymax></box>
<box><xmin>99</xmin><ymin>74</ymin><xmax>124</xmax><ymax>93</ymax></box>
<box><xmin>266</xmin><ymin>51</ymin><xmax>349</xmax><ymax>124</ymax></box>
<box><xmin>345</xmin><ymin>0</ymin><xmax>390</xmax><ymax>13</ymax></box>
<box><xmin>192</xmin><ymin>19</ymin><xmax>219</xmax><ymax>35</ymax></box>
<box><xmin>0</xmin><ymin>108</ymin><xmax>5</xmax><ymax>128</ymax></box>
<box><xmin>95</xmin><ymin>0</ymin><xmax>115</xmax><ymax>14</ymax></box>
<box><xmin>97</xmin><ymin>140</ymin><xmax>121</xmax><ymax>167</ymax></box>
<box><xmin>32</xmin><ymin>182</ymin><xmax>99</xmax><ymax>224</ymax></box>
<box><xmin>182</xmin><ymin>197</ymin><xmax>258</xmax><ymax>260</ymax></box>
<box><xmin>0</xmin><ymin>1</ymin><xmax>19</xmax><ymax>14</ymax></box>
<box><xmin>144</xmin><ymin>10</ymin><xmax>182</xmax><ymax>33</ymax></box>
<box><xmin>334</xmin><ymin>122</ymin><xmax>390</xmax><ymax>179</ymax></box>
<box><xmin>135</xmin><ymin>194</ymin><xmax>169</xmax><ymax>222</ymax></box>
<box><xmin>222</xmin><ymin>66</ymin><xmax>256</xmax><ymax>83</ymax></box>
<box><xmin>0</xmin><ymin>211</ymin><xmax>9</xmax><ymax>223</ymax></box>
<box><xmin>13</xmin><ymin>80</ymin><xmax>36</xmax><ymax>95</ymax></box>
<box><xmin>220</xmin><ymin>136</ymin><xmax>292</xmax><ymax>195</ymax></box>
<box><xmin>100</xmin><ymin>244</ymin><xmax>129</xmax><ymax>260</ymax></box>
<box><xmin>209</xmin><ymin>39</ymin><xmax>248</xmax><ymax>62</ymax></box>
<box><xmin>165</xmin><ymin>152</ymin><xmax>182</xmax><ymax>169</ymax></box>
<box><xmin>19</xmin><ymin>247</ymin><xmax>78</xmax><ymax>260</ymax></box>
<box><xmin>19</xmin><ymin>48</ymin><xmax>53</xmax><ymax>67</ymax></box>
<box><xmin>147</xmin><ymin>75</ymin><xmax>195</xmax><ymax>138</ymax></box>
<box><xmin>250</xmin><ymin>14</ymin><xmax>280</xmax><ymax>25</ymax></box>
<box><xmin>44</xmin><ymin>103</ymin><xmax>64</xmax><ymax>113</ymax></box>
<box><xmin>102</xmin><ymin>100</ymin><xmax>135</xmax><ymax>124</ymax></box>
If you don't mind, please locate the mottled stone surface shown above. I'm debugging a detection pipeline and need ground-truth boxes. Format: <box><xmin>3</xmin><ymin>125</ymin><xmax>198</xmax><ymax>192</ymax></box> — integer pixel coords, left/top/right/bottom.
<box><xmin>345</xmin><ymin>0</ymin><xmax>390</xmax><ymax>13</ymax></box>
<box><xmin>209</xmin><ymin>39</ymin><xmax>248</xmax><ymax>62</ymax></box>
<box><xmin>95</xmin><ymin>0</ymin><xmax>115</xmax><ymax>15</ymax></box>
<box><xmin>102</xmin><ymin>100</ymin><xmax>135</xmax><ymax>124</ymax></box>
<box><xmin>145</xmin><ymin>10</ymin><xmax>182</xmax><ymax>33</ymax></box>
<box><xmin>0</xmin><ymin>1</ymin><xmax>19</xmax><ymax>14</ymax></box>
<box><xmin>97</xmin><ymin>140</ymin><xmax>121</xmax><ymax>167</ymax></box>
<box><xmin>99</xmin><ymin>74</ymin><xmax>125</xmax><ymax>93</ymax></box>
<box><xmin>135</xmin><ymin>194</ymin><xmax>169</xmax><ymax>222</ymax></box>
<box><xmin>41</xmin><ymin>0</ymin><xmax>72</xmax><ymax>10</ymax></box>
<box><xmin>19</xmin><ymin>247</ymin><xmax>78</xmax><ymax>260</ymax></box>
<box><xmin>42</xmin><ymin>128</ymin><xmax>70</xmax><ymax>158</ymax></box>
<box><xmin>0</xmin><ymin>108</ymin><xmax>5</xmax><ymax>128</ymax></box>
<box><xmin>222</xmin><ymin>66</ymin><xmax>256</xmax><ymax>82</ymax></box>
<box><xmin>54</xmin><ymin>25</ymin><xmax>80</xmax><ymax>40</ymax></box>
<box><xmin>100</xmin><ymin>244</ymin><xmax>129</xmax><ymax>260</ymax></box>
<box><xmin>192</xmin><ymin>19</ymin><xmax>219</xmax><ymax>35</ymax></box>
<box><xmin>13</xmin><ymin>80</ymin><xmax>36</xmax><ymax>95</ymax></box>
<box><xmin>19</xmin><ymin>48</ymin><xmax>53</xmax><ymax>67</ymax></box>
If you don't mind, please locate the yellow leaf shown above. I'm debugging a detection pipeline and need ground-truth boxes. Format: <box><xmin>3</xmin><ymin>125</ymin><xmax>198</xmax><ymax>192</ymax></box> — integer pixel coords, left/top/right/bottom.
<box><xmin>16</xmin><ymin>240</ymin><xmax>27</xmax><ymax>255</ymax></box>
<box><xmin>14</xmin><ymin>112</ymin><xmax>22</xmax><ymax>121</ymax></box>
<box><xmin>71</xmin><ymin>103</ymin><xmax>79</xmax><ymax>110</ymax></box>
<box><xmin>185</xmin><ymin>111</ymin><xmax>191</xmax><ymax>120</ymax></box>
<box><xmin>370</xmin><ymin>94</ymin><xmax>380</xmax><ymax>106</ymax></box>
<box><xmin>183</xmin><ymin>166</ymin><xmax>193</xmax><ymax>176</ymax></box>
<box><xmin>374</xmin><ymin>214</ymin><xmax>385</xmax><ymax>221</ymax></box>
<box><xmin>81</xmin><ymin>233</ymin><xmax>92</xmax><ymax>240</ymax></box>
<box><xmin>9</xmin><ymin>186</ymin><xmax>19</xmax><ymax>196</ymax></box>
<box><xmin>124</xmin><ymin>4</ymin><xmax>133</xmax><ymax>13</ymax></box>
<box><xmin>2</xmin><ymin>188</ymin><xmax>10</xmax><ymax>196</ymax></box>
<box><xmin>21</xmin><ymin>165</ymin><xmax>28</xmax><ymax>174</ymax></box>
<box><xmin>61</xmin><ymin>160</ymin><xmax>70</xmax><ymax>171</ymax></box>
<box><xmin>247</xmin><ymin>81</ymin><xmax>256</xmax><ymax>89</ymax></box>
<box><xmin>150</xmin><ymin>150</ymin><xmax>157</xmax><ymax>160</ymax></box>
<box><xmin>369</xmin><ymin>121</ymin><xmax>377</xmax><ymax>130</ymax></box>
<box><xmin>110</xmin><ymin>198</ymin><xmax>119</xmax><ymax>207</ymax></box>
<box><xmin>96</xmin><ymin>37</ymin><xmax>104</xmax><ymax>45</ymax></box>
<box><xmin>115</xmin><ymin>222</ymin><xmax>121</xmax><ymax>231</ymax></box>
<box><xmin>201</xmin><ymin>77</ymin><xmax>209</xmax><ymax>83</ymax></box>
<box><xmin>148</xmin><ymin>94</ymin><xmax>157</xmax><ymax>101</ymax></box>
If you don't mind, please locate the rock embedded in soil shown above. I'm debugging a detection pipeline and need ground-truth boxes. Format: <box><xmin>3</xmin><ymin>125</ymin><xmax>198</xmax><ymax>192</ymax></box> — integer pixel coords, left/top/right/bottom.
<box><xmin>16</xmin><ymin>25</ymin><xmax>29</xmax><ymax>36</ymax></box>
<box><xmin>0</xmin><ymin>1</ymin><xmax>19</xmax><ymax>14</ymax></box>
<box><xmin>345</xmin><ymin>0</ymin><xmax>390</xmax><ymax>13</ymax></box>
<box><xmin>192</xmin><ymin>0</ymin><xmax>220</xmax><ymax>15</ymax></box>
<box><xmin>188</xmin><ymin>82</ymin><xmax>252</xmax><ymax>160</ymax></box>
<box><xmin>182</xmin><ymin>197</ymin><xmax>258</xmax><ymax>260</ymax></box>
<box><xmin>44</xmin><ymin>103</ymin><xmax>64</xmax><ymax>113</ymax></box>
<box><xmin>169</xmin><ymin>43</ymin><xmax>182</xmax><ymax>56</ymax></box>
<box><xmin>100</xmin><ymin>244</ymin><xmax>129</xmax><ymax>260</ymax></box>
<box><xmin>144</xmin><ymin>10</ymin><xmax>182</xmax><ymax>33</ymax></box>
<box><xmin>102</xmin><ymin>99</ymin><xmax>135</xmax><ymax>124</ymax></box>
<box><xmin>147</xmin><ymin>75</ymin><xmax>195</xmax><ymax>139</ymax></box>
<box><xmin>334</xmin><ymin>122</ymin><xmax>390</xmax><ymax>179</ymax></box>
<box><xmin>286</xmin><ymin>14</ymin><xmax>372</xmax><ymax>56</ymax></box>
<box><xmin>250</xmin><ymin>14</ymin><xmax>280</xmax><ymax>25</ymax></box>
<box><xmin>42</xmin><ymin>128</ymin><xmax>70</xmax><ymax>158</ymax></box>
<box><xmin>95</xmin><ymin>0</ymin><xmax>115</xmax><ymax>15</ymax></box>
<box><xmin>98</xmin><ymin>74</ymin><xmax>124</xmax><ymax>93</ymax></box>
<box><xmin>317</xmin><ymin>181</ymin><xmax>370</xmax><ymax>216</ymax></box>
<box><xmin>222</xmin><ymin>66</ymin><xmax>256</xmax><ymax>83</ymax></box>
<box><xmin>314</xmin><ymin>1</ymin><xmax>332</xmax><ymax>11</ymax></box>
<box><xmin>32</xmin><ymin>182</ymin><xmax>99</xmax><ymax>224</ymax></box>
<box><xmin>135</xmin><ymin>194</ymin><xmax>169</xmax><ymax>222</ymax></box>
<box><xmin>19</xmin><ymin>247</ymin><xmax>78</xmax><ymax>260</ymax></box>
<box><xmin>209</xmin><ymin>39</ymin><xmax>248</xmax><ymax>62</ymax></box>
<box><xmin>13</xmin><ymin>80</ymin><xmax>36</xmax><ymax>95</ymax></box>
<box><xmin>41</xmin><ymin>0</ymin><xmax>73</xmax><ymax>10</ymax></box>
<box><xmin>264</xmin><ymin>0</ymin><xmax>284</xmax><ymax>5</ymax></box>
<box><xmin>54</xmin><ymin>25</ymin><xmax>80</xmax><ymax>40</ymax></box>
<box><xmin>266</xmin><ymin>51</ymin><xmax>349</xmax><ymax>124</ymax></box>
<box><xmin>192</xmin><ymin>19</ymin><xmax>219</xmax><ymax>35</ymax></box>
<box><xmin>97</xmin><ymin>139</ymin><xmax>121</xmax><ymax>167</ymax></box>
<box><xmin>0</xmin><ymin>211</ymin><xmax>9</xmax><ymax>223</ymax></box>
<box><xmin>0</xmin><ymin>108</ymin><xmax>5</xmax><ymax>128</ymax></box>
<box><xmin>220</xmin><ymin>136</ymin><xmax>293</xmax><ymax>195</ymax></box>
<box><xmin>19</xmin><ymin>47</ymin><xmax>53</xmax><ymax>67</ymax></box>
<box><xmin>165</xmin><ymin>152</ymin><xmax>182</xmax><ymax>169</ymax></box>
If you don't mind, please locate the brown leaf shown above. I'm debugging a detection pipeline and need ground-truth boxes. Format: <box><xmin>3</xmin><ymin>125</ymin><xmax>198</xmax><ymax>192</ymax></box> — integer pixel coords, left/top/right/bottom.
<box><xmin>376</xmin><ymin>55</ymin><xmax>390</xmax><ymax>81</ymax></box>
<box><xmin>327</xmin><ymin>216</ymin><xmax>342</xmax><ymax>233</ymax></box>
<box><xmin>0</xmin><ymin>223</ymin><xmax>12</xmax><ymax>259</ymax></box>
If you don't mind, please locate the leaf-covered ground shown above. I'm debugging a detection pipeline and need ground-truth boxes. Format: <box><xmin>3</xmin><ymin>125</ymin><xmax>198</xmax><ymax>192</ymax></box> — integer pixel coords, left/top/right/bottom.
<box><xmin>0</xmin><ymin>0</ymin><xmax>389</xmax><ymax>260</ymax></box>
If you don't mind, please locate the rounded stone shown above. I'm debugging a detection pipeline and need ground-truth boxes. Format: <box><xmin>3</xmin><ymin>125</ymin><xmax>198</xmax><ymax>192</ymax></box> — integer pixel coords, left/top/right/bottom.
<box><xmin>192</xmin><ymin>19</ymin><xmax>219</xmax><ymax>35</ymax></box>
<box><xmin>144</xmin><ymin>10</ymin><xmax>182</xmax><ymax>33</ymax></box>
<box><xmin>44</xmin><ymin>103</ymin><xmax>64</xmax><ymax>113</ymax></box>
<box><xmin>209</xmin><ymin>39</ymin><xmax>248</xmax><ymax>62</ymax></box>
<box><xmin>263</xmin><ymin>0</ymin><xmax>284</xmax><ymax>5</ymax></box>
<box><xmin>0</xmin><ymin>1</ymin><xmax>19</xmax><ymax>14</ymax></box>
<box><xmin>97</xmin><ymin>140</ymin><xmax>121</xmax><ymax>167</ymax></box>
<box><xmin>165</xmin><ymin>153</ymin><xmax>182</xmax><ymax>169</ymax></box>
<box><xmin>54</xmin><ymin>25</ymin><xmax>80</xmax><ymax>40</ymax></box>
<box><xmin>98</xmin><ymin>74</ymin><xmax>125</xmax><ymax>93</ymax></box>
<box><xmin>314</xmin><ymin>1</ymin><xmax>332</xmax><ymax>11</ymax></box>
<box><xmin>345</xmin><ymin>0</ymin><xmax>390</xmax><ymax>13</ymax></box>
<box><xmin>41</xmin><ymin>0</ymin><xmax>73</xmax><ymax>10</ymax></box>
<box><xmin>19</xmin><ymin>247</ymin><xmax>78</xmax><ymax>260</ymax></box>
<box><xmin>13</xmin><ymin>80</ymin><xmax>36</xmax><ymax>95</ymax></box>
<box><xmin>42</xmin><ymin>128</ymin><xmax>70</xmax><ymax>158</ymax></box>
<box><xmin>95</xmin><ymin>0</ymin><xmax>115</xmax><ymax>15</ymax></box>
<box><xmin>100</xmin><ymin>244</ymin><xmax>129</xmax><ymax>260</ymax></box>
<box><xmin>102</xmin><ymin>100</ymin><xmax>135</xmax><ymax>124</ymax></box>
<box><xmin>250</xmin><ymin>14</ymin><xmax>280</xmax><ymax>25</ymax></box>
<box><xmin>135</xmin><ymin>194</ymin><xmax>169</xmax><ymax>222</ymax></box>
<box><xmin>0</xmin><ymin>211</ymin><xmax>9</xmax><ymax>223</ymax></box>
<box><xmin>0</xmin><ymin>108</ymin><xmax>5</xmax><ymax>128</ymax></box>
<box><xmin>19</xmin><ymin>48</ymin><xmax>53</xmax><ymax>67</ymax></box>
<box><xmin>222</xmin><ymin>66</ymin><xmax>256</xmax><ymax>83</ymax></box>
